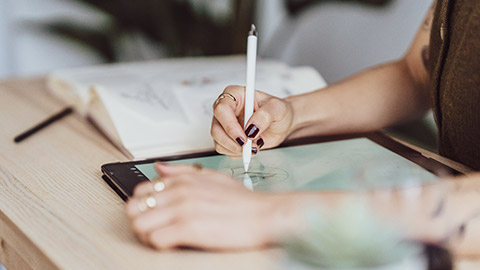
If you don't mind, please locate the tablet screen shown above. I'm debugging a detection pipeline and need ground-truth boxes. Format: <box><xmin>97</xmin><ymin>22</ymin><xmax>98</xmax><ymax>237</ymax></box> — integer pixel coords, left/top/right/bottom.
<box><xmin>135</xmin><ymin>138</ymin><xmax>437</xmax><ymax>191</ymax></box>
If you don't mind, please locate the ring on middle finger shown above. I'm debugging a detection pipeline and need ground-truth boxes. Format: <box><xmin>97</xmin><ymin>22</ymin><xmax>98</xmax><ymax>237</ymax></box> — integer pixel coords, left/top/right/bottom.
<box><xmin>152</xmin><ymin>179</ymin><xmax>166</xmax><ymax>192</ymax></box>
<box><xmin>144</xmin><ymin>195</ymin><xmax>157</xmax><ymax>209</ymax></box>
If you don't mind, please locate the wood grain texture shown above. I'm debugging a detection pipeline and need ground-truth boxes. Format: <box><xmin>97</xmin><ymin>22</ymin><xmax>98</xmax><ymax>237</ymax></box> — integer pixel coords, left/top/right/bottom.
<box><xmin>0</xmin><ymin>78</ymin><xmax>280</xmax><ymax>270</ymax></box>
<box><xmin>0</xmin><ymin>77</ymin><xmax>477</xmax><ymax>269</ymax></box>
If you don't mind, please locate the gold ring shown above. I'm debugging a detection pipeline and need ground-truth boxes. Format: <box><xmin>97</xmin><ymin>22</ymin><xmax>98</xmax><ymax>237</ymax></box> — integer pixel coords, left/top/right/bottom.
<box><xmin>153</xmin><ymin>179</ymin><xmax>166</xmax><ymax>192</ymax></box>
<box><xmin>145</xmin><ymin>195</ymin><xmax>157</xmax><ymax>209</ymax></box>
<box><xmin>192</xmin><ymin>163</ymin><xmax>203</xmax><ymax>171</ymax></box>
<box><xmin>214</xmin><ymin>93</ymin><xmax>237</xmax><ymax>106</ymax></box>
<box><xmin>137</xmin><ymin>194</ymin><xmax>158</xmax><ymax>213</ymax></box>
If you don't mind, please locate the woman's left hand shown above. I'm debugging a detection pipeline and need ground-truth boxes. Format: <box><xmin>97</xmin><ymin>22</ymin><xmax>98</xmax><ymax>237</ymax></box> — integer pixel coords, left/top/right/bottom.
<box><xmin>125</xmin><ymin>163</ymin><xmax>286</xmax><ymax>250</ymax></box>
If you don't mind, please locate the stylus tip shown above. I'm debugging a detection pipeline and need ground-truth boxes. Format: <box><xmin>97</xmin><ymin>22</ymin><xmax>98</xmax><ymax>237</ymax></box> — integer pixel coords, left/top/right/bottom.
<box><xmin>243</xmin><ymin>173</ymin><xmax>253</xmax><ymax>191</ymax></box>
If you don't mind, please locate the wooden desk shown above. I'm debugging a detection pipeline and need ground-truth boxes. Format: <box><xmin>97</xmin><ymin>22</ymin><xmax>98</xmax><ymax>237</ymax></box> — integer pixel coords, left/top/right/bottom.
<box><xmin>0</xmin><ymin>78</ymin><xmax>478</xmax><ymax>269</ymax></box>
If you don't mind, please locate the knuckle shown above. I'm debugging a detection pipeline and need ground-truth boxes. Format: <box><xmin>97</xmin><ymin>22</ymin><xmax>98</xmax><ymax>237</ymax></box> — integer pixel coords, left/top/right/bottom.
<box><xmin>256</xmin><ymin>109</ymin><xmax>272</xmax><ymax>125</ymax></box>
<box><xmin>269</xmin><ymin>98</ymin><xmax>289</xmax><ymax>119</ymax></box>
<box><xmin>276</xmin><ymin>99</ymin><xmax>289</xmax><ymax>114</ymax></box>
<box><xmin>223</xmin><ymin>85</ymin><xmax>241</xmax><ymax>93</ymax></box>
<box><xmin>273</xmin><ymin>98</ymin><xmax>286</xmax><ymax>109</ymax></box>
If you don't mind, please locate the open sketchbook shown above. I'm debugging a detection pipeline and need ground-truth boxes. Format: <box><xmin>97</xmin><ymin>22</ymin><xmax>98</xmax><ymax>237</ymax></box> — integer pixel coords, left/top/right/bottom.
<box><xmin>47</xmin><ymin>56</ymin><xmax>327</xmax><ymax>160</ymax></box>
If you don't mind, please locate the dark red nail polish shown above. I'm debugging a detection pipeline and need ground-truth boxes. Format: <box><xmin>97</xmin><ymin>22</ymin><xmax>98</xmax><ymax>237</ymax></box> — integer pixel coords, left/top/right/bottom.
<box><xmin>252</xmin><ymin>147</ymin><xmax>258</xmax><ymax>154</ymax></box>
<box><xmin>257</xmin><ymin>138</ymin><xmax>264</xmax><ymax>148</ymax></box>
<box><xmin>245</xmin><ymin>124</ymin><xmax>259</xmax><ymax>138</ymax></box>
<box><xmin>236</xmin><ymin>137</ymin><xmax>245</xmax><ymax>146</ymax></box>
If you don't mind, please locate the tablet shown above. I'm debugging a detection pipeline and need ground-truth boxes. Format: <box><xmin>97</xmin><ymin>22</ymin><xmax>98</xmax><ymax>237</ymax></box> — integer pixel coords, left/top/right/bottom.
<box><xmin>101</xmin><ymin>133</ymin><xmax>458</xmax><ymax>201</ymax></box>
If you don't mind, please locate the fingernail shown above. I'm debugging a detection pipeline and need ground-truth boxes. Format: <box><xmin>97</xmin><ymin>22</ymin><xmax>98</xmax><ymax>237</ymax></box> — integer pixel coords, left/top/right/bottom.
<box><xmin>245</xmin><ymin>124</ymin><xmax>259</xmax><ymax>138</ymax></box>
<box><xmin>257</xmin><ymin>138</ymin><xmax>264</xmax><ymax>148</ymax></box>
<box><xmin>252</xmin><ymin>147</ymin><xmax>258</xmax><ymax>154</ymax></box>
<box><xmin>236</xmin><ymin>137</ymin><xmax>245</xmax><ymax>146</ymax></box>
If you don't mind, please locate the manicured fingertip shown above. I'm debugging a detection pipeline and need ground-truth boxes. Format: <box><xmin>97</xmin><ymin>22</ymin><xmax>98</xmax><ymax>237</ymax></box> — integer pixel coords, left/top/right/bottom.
<box><xmin>256</xmin><ymin>138</ymin><xmax>264</xmax><ymax>148</ymax></box>
<box><xmin>245</xmin><ymin>124</ymin><xmax>260</xmax><ymax>138</ymax></box>
<box><xmin>154</xmin><ymin>162</ymin><xmax>170</xmax><ymax>176</ymax></box>
<box><xmin>236</xmin><ymin>137</ymin><xmax>245</xmax><ymax>146</ymax></box>
<box><xmin>154</xmin><ymin>162</ymin><xmax>164</xmax><ymax>170</ymax></box>
<box><xmin>154</xmin><ymin>162</ymin><xmax>167</xmax><ymax>167</ymax></box>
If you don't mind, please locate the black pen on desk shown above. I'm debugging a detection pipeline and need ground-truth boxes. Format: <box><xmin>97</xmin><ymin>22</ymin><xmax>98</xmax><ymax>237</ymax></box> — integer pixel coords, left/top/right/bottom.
<box><xmin>14</xmin><ymin>106</ymin><xmax>74</xmax><ymax>143</ymax></box>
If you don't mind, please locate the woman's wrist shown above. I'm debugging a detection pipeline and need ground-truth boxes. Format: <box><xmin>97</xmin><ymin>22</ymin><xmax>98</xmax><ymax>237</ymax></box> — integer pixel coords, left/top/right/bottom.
<box><xmin>262</xmin><ymin>193</ymin><xmax>304</xmax><ymax>242</ymax></box>
<box><xmin>284</xmin><ymin>90</ymin><xmax>333</xmax><ymax>140</ymax></box>
<box><xmin>262</xmin><ymin>192</ymin><xmax>349</xmax><ymax>244</ymax></box>
<box><xmin>285</xmin><ymin>94</ymin><xmax>310</xmax><ymax>138</ymax></box>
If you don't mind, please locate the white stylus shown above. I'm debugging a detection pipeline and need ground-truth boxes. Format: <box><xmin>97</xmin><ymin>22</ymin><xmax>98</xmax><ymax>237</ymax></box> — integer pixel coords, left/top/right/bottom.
<box><xmin>243</xmin><ymin>173</ymin><xmax>253</xmax><ymax>191</ymax></box>
<box><xmin>243</xmin><ymin>24</ymin><xmax>257</xmax><ymax>172</ymax></box>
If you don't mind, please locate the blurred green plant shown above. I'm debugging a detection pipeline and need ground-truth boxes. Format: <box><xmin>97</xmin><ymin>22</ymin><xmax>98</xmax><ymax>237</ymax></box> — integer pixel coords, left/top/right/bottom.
<box><xmin>39</xmin><ymin>0</ymin><xmax>392</xmax><ymax>63</ymax></box>
<box><xmin>41</xmin><ymin>0</ymin><xmax>254</xmax><ymax>62</ymax></box>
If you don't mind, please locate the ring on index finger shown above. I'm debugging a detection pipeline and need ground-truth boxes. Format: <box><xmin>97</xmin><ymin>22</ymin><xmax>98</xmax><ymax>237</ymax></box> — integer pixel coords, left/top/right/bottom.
<box><xmin>136</xmin><ymin>195</ymin><xmax>157</xmax><ymax>213</ymax></box>
<box><xmin>214</xmin><ymin>93</ymin><xmax>237</xmax><ymax>106</ymax></box>
<box><xmin>152</xmin><ymin>179</ymin><xmax>166</xmax><ymax>192</ymax></box>
<box><xmin>144</xmin><ymin>195</ymin><xmax>157</xmax><ymax>209</ymax></box>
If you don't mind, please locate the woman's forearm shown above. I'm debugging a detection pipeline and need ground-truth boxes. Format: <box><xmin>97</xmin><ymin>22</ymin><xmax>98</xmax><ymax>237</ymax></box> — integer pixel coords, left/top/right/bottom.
<box><xmin>285</xmin><ymin>59</ymin><xmax>431</xmax><ymax>139</ymax></box>
<box><xmin>272</xmin><ymin>174</ymin><xmax>480</xmax><ymax>257</ymax></box>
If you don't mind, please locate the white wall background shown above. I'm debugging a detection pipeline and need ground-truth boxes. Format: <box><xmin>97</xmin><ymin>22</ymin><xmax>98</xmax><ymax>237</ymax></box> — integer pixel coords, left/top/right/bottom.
<box><xmin>258</xmin><ymin>0</ymin><xmax>432</xmax><ymax>83</ymax></box>
<box><xmin>0</xmin><ymin>0</ymin><xmax>12</xmax><ymax>78</ymax></box>
<box><xmin>0</xmin><ymin>0</ymin><xmax>432</xmax><ymax>82</ymax></box>
<box><xmin>0</xmin><ymin>0</ymin><xmax>103</xmax><ymax>79</ymax></box>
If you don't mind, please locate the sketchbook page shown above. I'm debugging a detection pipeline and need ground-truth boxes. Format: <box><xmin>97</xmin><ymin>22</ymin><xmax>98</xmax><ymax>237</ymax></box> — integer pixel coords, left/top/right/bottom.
<box><xmin>66</xmin><ymin>56</ymin><xmax>325</xmax><ymax>159</ymax></box>
<box><xmin>140</xmin><ymin>60</ymin><xmax>323</xmax><ymax>126</ymax></box>
<box><xmin>91</xmin><ymin>58</ymin><xmax>289</xmax><ymax>129</ymax></box>
<box><xmin>107</xmin><ymin>59</ymin><xmax>287</xmax><ymax>125</ymax></box>
<box><xmin>51</xmin><ymin>56</ymin><xmax>290</xmax><ymax>124</ymax></box>
<box><xmin>93</xmin><ymin>86</ymin><xmax>211</xmax><ymax>159</ymax></box>
<box><xmin>114</xmin><ymin>65</ymin><xmax>325</xmax><ymax>159</ymax></box>
<box><xmin>74</xmin><ymin>57</ymin><xmax>284</xmax><ymax>159</ymax></box>
<box><xmin>47</xmin><ymin>63</ymin><xmax>145</xmax><ymax>114</ymax></box>
<box><xmin>86</xmin><ymin>88</ymin><xmax>132</xmax><ymax>157</ymax></box>
<box><xmin>92</xmin><ymin>79</ymin><xmax>189</xmax><ymax>125</ymax></box>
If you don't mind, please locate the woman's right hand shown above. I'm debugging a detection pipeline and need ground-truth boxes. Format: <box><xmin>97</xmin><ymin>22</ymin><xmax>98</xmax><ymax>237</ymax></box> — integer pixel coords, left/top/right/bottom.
<box><xmin>211</xmin><ymin>85</ymin><xmax>295</xmax><ymax>157</ymax></box>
